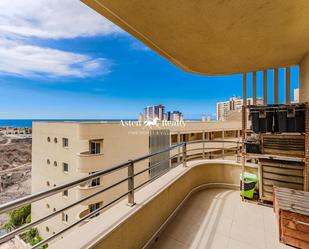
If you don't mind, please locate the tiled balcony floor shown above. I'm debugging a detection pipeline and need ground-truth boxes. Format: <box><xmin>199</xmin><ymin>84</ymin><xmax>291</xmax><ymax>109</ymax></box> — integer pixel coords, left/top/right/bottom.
<box><xmin>151</xmin><ymin>188</ymin><xmax>292</xmax><ymax>249</ymax></box>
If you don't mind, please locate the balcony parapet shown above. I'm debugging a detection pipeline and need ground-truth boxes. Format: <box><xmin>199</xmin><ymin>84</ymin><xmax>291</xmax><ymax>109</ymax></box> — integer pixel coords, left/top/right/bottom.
<box><xmin>49</xmin><ymin>159</ymin><xmax>257</xmax><ymax>249</ymax></box>
<box><xmin>77</xmin><ymin>152</ymin><xmax>105</xmax><ymax>173</ymax></box>
<box><xmin>77</xmin><ymin>184</ymin><xmax>105</xmax><ymax>206</ymax></box>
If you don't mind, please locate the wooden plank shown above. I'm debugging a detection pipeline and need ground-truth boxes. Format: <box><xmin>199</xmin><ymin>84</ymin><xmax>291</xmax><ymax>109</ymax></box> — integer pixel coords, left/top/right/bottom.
<box><xmin>264</xmin><ymin>179</ymin><xmax>304</xmax><ymax>190</ymax></box>
<box><xmin>282</xmin><ymin>218</ymin><xmax>309</xmax><ymax>234</ymax></box>
<box><xmin>262</xmin><ymin>191</ymin><xmax>274</xmax><ymax>201</ymax></box>
<box><xmin>263</xmin><ymin>172</ymin><xmax>303</xmax><ymax>184</ymax></box>
<box><xmin>282</xmin><ymin>226</ymin><xmax>309</xmax><ymax>243</ymax></box>
<box><xmin>282</xmin><ymin>235</ymin><xmax>309</xmax><ymax>249</ymax></box>
<box><xmin>263</xmin><ymin>148</ymin><xmax>304</xmax><ymax>157</ymax></box>
<box><xmin>263</xmin><ymin>165</ymin><xmax>304</xmax><ymax>177</ymax></box>
<box><xmin>247</xmin><ymin>153</ymin><xmax>304</xmax><ymax>162</ymax></box>
<box><xmin>281</xmin><ymin>208</ymin><xmax>309</xmax><ymax>220</ymax></box>
<box><xmin>260</xmin><ymin>160</ymin><xmax>304</xmax><ymax>170</ymax></box>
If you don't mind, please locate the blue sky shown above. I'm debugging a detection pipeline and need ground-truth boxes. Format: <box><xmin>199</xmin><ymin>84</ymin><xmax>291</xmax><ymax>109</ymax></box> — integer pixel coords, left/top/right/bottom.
<box><xmin>0</xmin><ymin>0</ymin><xmax>299</xmax><ymax>120</ymax></box>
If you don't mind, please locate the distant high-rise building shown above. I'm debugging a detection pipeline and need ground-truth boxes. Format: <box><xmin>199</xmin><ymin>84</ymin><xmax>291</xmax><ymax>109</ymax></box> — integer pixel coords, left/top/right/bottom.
<box><xmin>201</xmin><ymin>115</ymin><xmax>211</xmax><ymax>122</ymax></box>
<box><xmin>216</xmin><ymin>97</ymin><xmax>263</xmax><ymax>121</ymax></box>
<box><xmin>172</xmin><ymin>111</ymin><xmax>183</xmax><ymax>121</ymax></box>
<box><xmin>166</xmin><ymin>111</ymin><xmax>172</xmax><ymax>121</ymax></box>
<box><xmin>144</xmin><ymin>105</ymin><xmax>165</xmax><ymax>121</ymax></box>
<box><xmin>293</xmin><ymin>88</ymin><xmax>299</xmax><ymax>103</ymax></box>
<box><xmin>138</xmin><ymin>113</ymin><xmax>144</xmax><ymax>122</ymax></box>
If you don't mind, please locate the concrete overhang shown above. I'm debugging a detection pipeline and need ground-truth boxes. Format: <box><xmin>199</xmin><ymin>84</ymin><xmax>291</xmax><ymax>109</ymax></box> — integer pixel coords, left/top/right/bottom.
<box><xmin>81</xmin><ymin>0</ymin><xmax>309</xmax><ymax>75</ymax></box>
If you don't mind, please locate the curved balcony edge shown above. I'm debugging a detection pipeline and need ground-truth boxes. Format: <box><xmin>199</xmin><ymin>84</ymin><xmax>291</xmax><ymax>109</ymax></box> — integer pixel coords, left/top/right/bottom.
<box><xmin>76</xmin><ymin>184</ymin><xmax>105</xmax><ymax>206</ymax></box>
<box><xmin>77</xmin><ymin>152</ymin><xmax>105</xmax><ymax>173</ymax></box>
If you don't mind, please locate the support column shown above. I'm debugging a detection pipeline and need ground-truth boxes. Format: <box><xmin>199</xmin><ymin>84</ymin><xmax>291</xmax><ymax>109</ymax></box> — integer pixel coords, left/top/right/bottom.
<box><xmin>263</xmin><ymin>70</ymin><xmax>268</xmax><ymax>105</ymax></box>
<box><xmin>253</xmin><ymin>72</ymin><xmax>257</xmax><ymax>105</ymax></box>
<box><xmin>243</xmin><ymin>73</ymin><xmax>247</xmax><ymax>105</ymax></box>
<box><xmin>300</xmin><ymin>53</ymin><xmax>309</xmax><ymax>103</ymax></box>
<box><xmin>274</xmin><ymin>68</ymin><xmax>279</xmax><ymax>104</ymax></box>
<box><xmin>286</xmin><ymin>67</ymin><xmax>291</xmax><ymax>104</ymax></box>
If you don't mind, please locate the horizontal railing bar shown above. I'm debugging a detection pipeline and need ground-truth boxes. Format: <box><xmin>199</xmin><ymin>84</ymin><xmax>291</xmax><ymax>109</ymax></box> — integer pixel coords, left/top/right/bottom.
<box><xmin>0</xmin><ymin>160</ymin><xmax>131</xmax><ymax>215</ymax></box>
<box><xmin>0</xmin><ymin>175</ymin><xmax>130</xmax><ymax>244</ymax></box>
<box><xmin>0</xmin><ymin>139</ymin><xmax>242</xmax><ymax>246</ymax></box>
<box><xmin>0</xmin><ymin>143</ymin><xmax>184</xmax><ymax>214</ymax></box>
<box><xmin>32</xmin><ymin>190</ymin><xmax>131</xmax><ymax>249</ymax></box>
<box><xmin>132</xmin><ymin>143</ymin><xmax>183</xmax><ymax>163</ymax></box>
<box><xmin>185</xmin><ymin>140</ymin><xmax>240</xmax><ymax>145</ymax></box>
<box><xmin>186</xmin><ymin>147</ymin><xmax>238</xmax><ymax>153</ymax></box>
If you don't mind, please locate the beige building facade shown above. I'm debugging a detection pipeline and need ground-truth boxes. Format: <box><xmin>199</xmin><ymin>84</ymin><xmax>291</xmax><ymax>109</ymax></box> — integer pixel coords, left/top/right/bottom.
<box><xmin>31</xmin><ymin>120</ymin><xmax>241</xmax><ymax>239</ymax></box>
<box><xmin>216</xmin><ymin>97</ymin><xmax>263</xmax><ymax>121</ymax></box>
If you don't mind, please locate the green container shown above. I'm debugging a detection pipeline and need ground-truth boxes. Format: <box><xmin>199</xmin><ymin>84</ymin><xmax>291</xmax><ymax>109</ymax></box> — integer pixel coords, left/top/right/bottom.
<box><xmin>240</xmin><ymin>172</ymin><xmax>258</xmax><ymax>199</ymax></box>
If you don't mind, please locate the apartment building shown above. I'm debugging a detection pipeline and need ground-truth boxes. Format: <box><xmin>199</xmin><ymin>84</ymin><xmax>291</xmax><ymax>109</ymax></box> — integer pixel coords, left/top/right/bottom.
<box><xmin>31</xmin><ymin>120</ymin><xmax>241</xmax><ymax>239</ymax></box>
<box><xmin>216</xmin><ymin>97</ymin><xmax>263</xmax><ymax>121</ymax></box>
<box><xmin>293</xmin><ymin>88</ymin><xmax>299</xmax><ymax>103</ymax></box>
<box><xmin>144</xmin><ymin>105</ymin><xmax>165</xmax><ymax>121</ymax></box>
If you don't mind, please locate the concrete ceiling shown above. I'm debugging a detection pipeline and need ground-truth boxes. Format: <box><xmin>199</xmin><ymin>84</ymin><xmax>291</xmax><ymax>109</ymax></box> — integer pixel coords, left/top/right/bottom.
<box><xmin>81</xmin><ymin>0</ymin><xmax>309</xmax><ymax>75</ymax></box>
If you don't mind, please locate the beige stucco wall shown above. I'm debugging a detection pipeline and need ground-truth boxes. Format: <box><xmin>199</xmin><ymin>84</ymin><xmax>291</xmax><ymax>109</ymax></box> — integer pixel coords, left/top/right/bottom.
<box><xmin>31</xmin><ymin>122</ymin><xmax>150</xmax><ymax>239</ymax></box>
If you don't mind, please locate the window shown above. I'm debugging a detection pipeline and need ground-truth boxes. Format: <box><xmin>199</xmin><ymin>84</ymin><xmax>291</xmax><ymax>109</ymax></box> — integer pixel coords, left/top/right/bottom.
<box><xmin>47</xmin><ymin>137</ymin><xmax>51</xmax><ymax>142</ymax></box>
<box><xmin>46</xmin><ymin>226</ymin><xmax>49</xmax><ymax>232</ymax></box>
<box><xmin>63</xmin><ymin>163</ymin><xmax>68</xmax><ymax>173</ymax></box>
<box><xmin>90</xmin><ymin>141</ymin><xmax>101</xmax><ymax>154</ymax></box>
<box><xmin>46</xmin><ymin>181</ymin><xmax>50</xmax><ymax>187</ymax></box>
<box><xmin>89</xmin><ymin>202</ymin><xmax>101</xmax><ymax>218</ymax></box>
<box><xmin>46</xmin><ymin>204</ymin><xmax>50</xmax><ymax>209</ymax></box>
<box><xmin>54</xmin><ymin>137</ymin><xmax>58</xmax><ymax>143</ymax></box>
<box><xmin>89</xmin><ymin>173</ymin><xmax>100</xmax><ymax>187</ymax></box>
<box><xmin>54</xmin><ymin>161</ymin><xmax>57</xmax><ymax>167</ymax></box>
<box><xmin>47</xmin><ymin>159</ymin><xmax>50</xmax><ymax>165</ymax></box>
<box><xmin>62</xmin><ymin>138</ymin><xmax>69</xmax><ymax>147</ymax></box>
<box><xmin>62</xmin><ymin>213</ymin><xmax>68</xmax><ymax>223</ymax></box>
<box><xmin>63</xmin><ymin>190</ymin><xmax>68</xmax><ymax>197</ymax></box>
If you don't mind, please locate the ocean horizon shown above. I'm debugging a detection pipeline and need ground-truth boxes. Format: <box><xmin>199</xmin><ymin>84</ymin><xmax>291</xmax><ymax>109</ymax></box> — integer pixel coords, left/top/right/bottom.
<box><xmin>0</xmin><ymin>119</ymin><xmax>137</xmax><ymax>128</ymax></box>
<box><xmin>0</xmin><ymin>118</ymin><xmax>204</xmax><ymax>128</ymax></box>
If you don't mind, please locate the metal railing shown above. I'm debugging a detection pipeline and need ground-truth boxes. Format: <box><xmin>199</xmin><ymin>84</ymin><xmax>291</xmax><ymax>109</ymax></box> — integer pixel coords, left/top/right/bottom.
<box><xmin>0</xmin><ymin>139</ymin><xmax>240</xmax><ymax>248</ymax></box>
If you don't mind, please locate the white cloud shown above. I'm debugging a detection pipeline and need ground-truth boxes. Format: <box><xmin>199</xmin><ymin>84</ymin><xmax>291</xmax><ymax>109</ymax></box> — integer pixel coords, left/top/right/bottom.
<box><xmin>130</xmin><ymin>41</ymin><xmax>151</xmax><ymax>51</ymax></box>
<box><xmin>0</xmin><ymin>0</ymin><xmax>120</xmax><ymax>78</ymax></box>
<box><xmin>0</xmin><ymin>0</ymin><xmax>122</xmax><ymax>39</ymax></box>
<box><xmin>0</xmin><ymin>38</ymin><xmax>111</xmax><ymax>77</ymax></box>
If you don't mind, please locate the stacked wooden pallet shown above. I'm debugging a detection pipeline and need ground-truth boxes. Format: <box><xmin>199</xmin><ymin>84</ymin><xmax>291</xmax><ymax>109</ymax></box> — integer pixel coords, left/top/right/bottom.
<box><xmin>273</xmin><ymin>187</ymin><xmax>309</xmax><ymax>248</ymax></box>
<box><xmin>262</xmin><ymin>134</ymin><xmax>305</xmax><ymax>158</ymax></box>
<box><xmin>260</xmin><ymin>159</ymin><xmax>304</xmax><ymax>201</ymax></box>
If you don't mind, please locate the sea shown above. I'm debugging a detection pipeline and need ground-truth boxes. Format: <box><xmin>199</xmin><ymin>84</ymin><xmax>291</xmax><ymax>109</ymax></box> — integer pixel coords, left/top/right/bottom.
<box><xmin>0</xmin><ymin>118</ymin><xmax>203</xmax><ymax>128</ymax></box>
<box><xmin>0</xmin><ymin>119</ymin><xmax>131</xmax><ymax>128</ymax></box>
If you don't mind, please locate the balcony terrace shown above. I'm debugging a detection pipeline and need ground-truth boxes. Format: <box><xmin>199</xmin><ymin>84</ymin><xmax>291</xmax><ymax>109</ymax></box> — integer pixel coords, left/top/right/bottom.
<box><xmin>150</xmin><ymin>188</ymin><xmax>289</xmax><ymax>249</ymax></box>
<box><xmin>45</xmin><ymin>159</ymin><xmax>286</xmax><ymax>249</ymax></box>
<box><xmin>77</xmin><ymin>152</ymin><xmax>105</xmax><ymax>173</ymax></box>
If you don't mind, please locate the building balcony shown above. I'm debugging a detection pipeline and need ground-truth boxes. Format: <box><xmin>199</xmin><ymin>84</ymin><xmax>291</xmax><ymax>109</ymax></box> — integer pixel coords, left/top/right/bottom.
<box><xmin>47</xmin><ymin>160</ymin><xmax>289</xmax><ymax>249</ymax></box>
<box><xmin>76</xmin><ymin>184</ymin><xmax>105</xmax><ymax>206</ymax></box>
<box><xmin>77</xmin><ymin>152</ymin><xmax>105</xmax><ymax>173</ymax></box>
<box><xmin>78</xmin><ymin>208</ymin><xmax>89</xmax><ymax>219</ymax></box>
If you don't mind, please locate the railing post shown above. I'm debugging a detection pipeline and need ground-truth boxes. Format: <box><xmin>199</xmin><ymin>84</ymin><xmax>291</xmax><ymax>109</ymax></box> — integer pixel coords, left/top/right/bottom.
<box><xmin>183</xmin><ymin>143</ymin><xmax>187</xmax><ymax>167</ymax></box>
<box><xmin>127</xmin><ymin>160</ymin><xmax>135</xmax><ymax>206</ymax></box>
